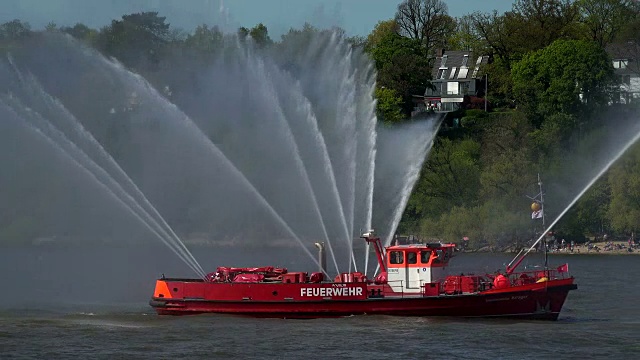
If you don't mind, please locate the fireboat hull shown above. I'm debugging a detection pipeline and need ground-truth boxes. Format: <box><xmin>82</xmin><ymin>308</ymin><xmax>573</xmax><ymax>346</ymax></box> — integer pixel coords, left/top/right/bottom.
<box><xmin>149</xmin><ymin>278</ymin><xmax>576</xmax><ymax>320</ymax></box>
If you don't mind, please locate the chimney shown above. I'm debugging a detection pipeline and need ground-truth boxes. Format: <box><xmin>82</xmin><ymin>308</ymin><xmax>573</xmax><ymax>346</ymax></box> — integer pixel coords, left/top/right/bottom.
<box><xmin>436</xmin><ymin>48</ymin><xmax>445</xmax><ymax>57</ymax></box>
<box><xmin>314</xmin><ymin>242</ymin><xmax>326</xmax><ymax>275</ymax></box>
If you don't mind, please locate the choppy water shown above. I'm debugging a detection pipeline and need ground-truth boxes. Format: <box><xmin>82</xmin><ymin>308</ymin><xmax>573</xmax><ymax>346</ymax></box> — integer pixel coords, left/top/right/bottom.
<box><xmin>1</xmin><ymin>247</ymin><xmax>638</xmax><ymax>359</ymax></box>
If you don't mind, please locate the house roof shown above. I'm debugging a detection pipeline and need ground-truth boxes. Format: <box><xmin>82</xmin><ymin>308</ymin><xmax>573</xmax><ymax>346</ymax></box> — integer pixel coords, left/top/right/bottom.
<box><xmin>605</xmin><ymin>42</ymin><xmax>640</xmax><ymax>75</ymax></box>
<box><xmin>431</xmin><ymin>50</ymin><xmax>489</xmax><ymax>81</ymax></box>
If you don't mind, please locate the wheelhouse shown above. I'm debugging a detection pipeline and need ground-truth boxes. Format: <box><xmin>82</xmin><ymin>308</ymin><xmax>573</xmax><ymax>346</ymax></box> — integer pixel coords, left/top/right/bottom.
<box><xmin>385</xmin><ymin>243</ymin><xmax>456</xmax><ymax>293</ymax></box>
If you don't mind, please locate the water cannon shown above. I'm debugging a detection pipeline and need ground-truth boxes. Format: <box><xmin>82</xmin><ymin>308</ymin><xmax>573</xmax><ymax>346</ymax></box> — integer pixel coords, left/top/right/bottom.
<box><xmin>360</xmin><ymin>229</ymin><xmax>386</xmax><ymax>273</ymax></box>
<box><xmin>361</xmin><ymin>230</ymin><xmax>375</xmax><ymax>238</ymax></box>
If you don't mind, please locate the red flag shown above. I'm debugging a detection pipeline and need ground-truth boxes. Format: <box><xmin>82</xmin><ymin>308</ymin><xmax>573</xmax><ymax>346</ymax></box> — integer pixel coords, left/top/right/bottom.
<box><xmin>556</xmin><ymin>263</ymin><xmax>569</xmax><ymax>273</ymax></box>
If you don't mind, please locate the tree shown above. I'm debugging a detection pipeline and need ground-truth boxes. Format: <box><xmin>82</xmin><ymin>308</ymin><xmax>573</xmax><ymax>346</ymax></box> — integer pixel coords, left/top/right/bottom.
<box><xmin>511</xmin><ymin>0</ymin><xmax>581</xmax><ymax>51</ymax></box>
<box><xmin>97</xmin><ymin>12</ymin><xmax>171</xmax><ymax>68</ymax></box>
<box><xmin>471</xmin><ymin>11</ymin><xmax>513</xmax><ymax>64</ymax></box>
<box><xmin>407</xmin><ymin>137</ymin><xmax>482</xmax><ymax>219</ymax></box>
<box><xmin>447</xmin><ymin>14</ymin><xmax>488</xmax><ymax>54</ymax></box>
<box><xmin>576</xmin><ymin>0</ymin><xmax>637</xmax><ymax>47</ymax></box>
<box><xmin>511</xmin><ymin>39</ymin><xmax>616</xmax><ymax>122</ymax></box>
<box><xmin>185</xmin><ymin>24</ymin><xmax>223</xmax><ymax>54</ymax></box>
<box><xmin>395</xmin><ymin>0</ymin><xmax>456</xmax><ymax>53</ymax></box>
<box><xmin>365</xmin><ymin>20</ymin><xmax>398</xmax><ymax>50</ymax></box>
<box><xmin>0</xmin><ymin>19</ymin><xmax>31</xmax><ymax>40</ymax></box>
<box><xmin>607</xmin><ymin>145</ymin><xmax>640</xmax><ymax>235</ymax></box>
<box><xmin>472</xmin><ymin>1</ymin><xmax>580</xmax><ymax>68</ymax></box>
<box><xmin>45</xmin><ymin>22</ymin><xmax>58</xmax><ymax>32</ymax></box>
<box><xmin>0</xmin><ymin>19</ymin><xmax>30</xmax><ymax>53</ymax></box>
<box><xmin>60</xmin><ymin>23</ymin><xmax>99</xmax><ymax>44</ymax></box>
<box><xmin>570</xmin><ymin>176</ymin><xmax>610</xmax><ymax>236</ymax></box>
<box><xmin>238</xmin><ymin>23</ymin><xmax>273</xmax><ymax>48</ymax></box>
<box><xmin>366</xmin><ymin>25</ymin><xmax>431</xmax><ymax>115</ymax></box>
<box><xmin>374</xmin><ymin>87</ymin><xmax>404</xmax><ymax>123</ymax></box>
<box><xmin>346</xmin><ymin>35</ymin><xmax>366</xmax><ymax>49</ymax></box>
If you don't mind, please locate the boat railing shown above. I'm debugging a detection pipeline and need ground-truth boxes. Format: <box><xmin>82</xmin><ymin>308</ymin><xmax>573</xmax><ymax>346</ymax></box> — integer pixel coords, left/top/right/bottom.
<box><xmin>508</xmin><ymin>268</ymin><xmax>570</xmax><ymax>285</ymax></box>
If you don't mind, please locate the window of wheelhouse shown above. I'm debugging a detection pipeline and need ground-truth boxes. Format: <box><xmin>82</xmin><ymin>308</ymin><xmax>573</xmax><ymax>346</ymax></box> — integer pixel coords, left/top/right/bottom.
<box><xmin>407</xmin><ymin>251</ymin><xmax>417</xmax><ymax>264</ymax></box>
<box><xmin>420</xmin><ymin>250</ymin><xmax>432</xmax><ymax>264</ymax></box>
<box><xmin>389</xmin><ymin>251</ymin><xmax>404</xmax><ymax>264</ymax></box>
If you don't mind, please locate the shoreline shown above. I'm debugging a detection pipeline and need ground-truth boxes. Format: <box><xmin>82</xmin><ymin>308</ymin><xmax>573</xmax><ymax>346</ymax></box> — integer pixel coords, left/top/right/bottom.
<box><xmin>548</xmin><ymin>241</ymin><xmax>639</xmax><ymax>255</ymax></box>
<box><xmin>469</xmin><ymin>241</ymin><xmax>639</xmax><ymax>256</ymax></box>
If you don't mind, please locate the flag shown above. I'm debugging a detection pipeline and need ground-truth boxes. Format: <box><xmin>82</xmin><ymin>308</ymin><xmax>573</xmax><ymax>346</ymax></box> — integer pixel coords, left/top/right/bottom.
<box><xmin>531</xmin><ymin>209</ymin><xmax>543</xmax><ymax>219</ymax></box>
<box><xmin>556</xmin><ymin>263</ymin><xmax>569</xmax><ymax>273</ymax></box>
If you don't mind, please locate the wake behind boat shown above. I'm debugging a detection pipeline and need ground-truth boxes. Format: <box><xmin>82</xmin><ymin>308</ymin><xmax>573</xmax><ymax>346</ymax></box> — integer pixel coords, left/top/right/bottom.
<box><xmin>149</xmin><ymin>232</ymin><xmax>577</xmax><ymax>320</ymax></box>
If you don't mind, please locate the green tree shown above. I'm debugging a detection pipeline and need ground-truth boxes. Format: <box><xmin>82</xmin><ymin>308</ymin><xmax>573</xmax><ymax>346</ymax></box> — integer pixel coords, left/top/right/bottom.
<box><xmin>238</xmin><ymin>23</ymin><xmax>273</xmax><ymax>48</ymax></box>
<box><xmin>406</xmin><ymin>137</ymin><xmax>482</xmax><ymax>220</ymax></box>
<box><xmin>45</xmin><ymin>22</ymin><xmax>58</xmax><ymax>32</ymax></box>
<box><xmin>365</xmin><ymin>20</ymin><xmax>398</xmax><ymax>49</ymax></box>
<box><xmin>472</xmin><ymin>1</ymin><xmax>580</xmax><ymax>68</ymax></box>
<box><xmin>374</xmin><ymin>87</ymin><xmax>404</xmax><ymax>123</ymax></box>
<box><xmin>607</xmin><ymin>145</ymin><xmax>640</xmax><ymax>235</ymax></box>
<box><xmin>576</xmin><ymin>0</ymin><xmax>637</xmax><ymax>47</ymax></box>
<box><xmin>570</xmin><ymin>177</ymin><xmax>610</xmax><ymax>236</ymax></box>
<box><xmin>366</xmin><ymin>26</ymin><xmax>431</xmax><ymax>115</ymax></box>
<box><xmin>0</xmin><ymin>19</ymin><xmax>31</xmax><ymax>40</ymax></box>
<box><xmin>447</xmin><ymin>14</ymin><xmax>488</xmax><ymax>54</ymax></box>
<box><xmin>60</xmin><ymin>23</ymin><xmax>99</xmax><ymax>44</ymax></box>
<box><xmin>511</xmin><ymin>39</ymin><xmax>616</xmax><ymax>122</ymax></box>
<box><xmin>0</xmin><ymin>19</ymin><xmax>31</xmax><ymax>53</ymax></box>
<box><xmin>97</xmin><ymin>12</ymin><xmax>171</xmax><ymax>68</ymax></box>
<box><xmin>475</xmin><ymin>111</ymin><xmax>536</xmax><ymax>204</ymax></box>
<box><xmin>511</xmin><ymin>0</ymin><xmax>581</xmax><ymax>55</ymax></box>
<box><xmin>185</xmin><ymin>24</ymin><xmax>223</xmax><ymax>54</ymax></box>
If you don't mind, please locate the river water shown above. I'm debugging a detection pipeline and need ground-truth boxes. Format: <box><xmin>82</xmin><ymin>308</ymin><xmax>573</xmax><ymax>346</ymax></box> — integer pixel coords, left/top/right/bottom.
<box><xmin>0</xmin><ymin>245</ymin><xmax>638</xmax><ymax>359</ymax></box>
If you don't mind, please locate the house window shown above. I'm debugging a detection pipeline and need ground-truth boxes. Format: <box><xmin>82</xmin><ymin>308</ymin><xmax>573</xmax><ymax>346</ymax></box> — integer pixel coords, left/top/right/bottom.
<box><xmin>438</xmin><ymin>68</ymin><xmax>447</xmax><ymax>79</ymax></box>
<box><xmin>459</xmin><ymin>82</ymin><xmax>469</xmax><ymax>95</ymax></box>
<box><xmin>472</xmin><ymin>56</ymin><xmax>484</xmax><ymax>78</ymax></box>
<box><xmin>461</xmin><ymin>54</ymin><xmax>469</xmax><ymax>67</ymax></box>
<box><xmin>613</xmin><ymin>59</ymin><xmax>628</xmax><ymax>69</ymax></box>
<box><xmin>447</xmin><ymin>81</ymin><xmax>458</xmax><ymax>95</ymax></box>
<box><xmin>457</xmin><ymin>68</ymin><xmax>469</xmax><ymax>79</ymax></box>
<box><xmin>449</xmin><ymin>67</ymin><xmax>457</xmax><ymax>79</ymax></box>
<box><xmin>389</xmin><ymin>251</ymin><xmax>404</xmax><ymax>264</ymax></box>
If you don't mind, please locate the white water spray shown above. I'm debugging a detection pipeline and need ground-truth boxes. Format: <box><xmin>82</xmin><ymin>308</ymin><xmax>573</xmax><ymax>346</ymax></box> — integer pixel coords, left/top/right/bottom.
<box><xmin>514</xmin><ymin>128</ymin><xmax>640</xmax><ymax>266</ymax></box>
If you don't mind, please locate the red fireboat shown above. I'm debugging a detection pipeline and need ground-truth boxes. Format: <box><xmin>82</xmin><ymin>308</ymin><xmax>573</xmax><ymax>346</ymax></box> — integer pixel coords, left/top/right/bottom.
<box><xmin>149</xmin><ymin>232</ymin><xmax>577</xmax><ymax>320</ymax></box>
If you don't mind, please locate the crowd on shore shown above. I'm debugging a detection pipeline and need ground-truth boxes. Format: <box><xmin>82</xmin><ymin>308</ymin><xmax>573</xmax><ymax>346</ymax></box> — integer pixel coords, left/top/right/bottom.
<box><xmin>463</xmin><ymin>238</ymin><xmax>639</xmax><ymax>255</ymax></box>
<box><xmin>549</xmin><ymin>240</ymin><xmax>639</xmax><ymax>255</ymax></box>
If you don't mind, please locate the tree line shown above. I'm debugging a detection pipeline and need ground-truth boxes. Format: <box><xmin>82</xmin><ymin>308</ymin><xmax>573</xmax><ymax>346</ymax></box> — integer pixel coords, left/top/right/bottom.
<box><xmin>1</xmin><ymin>0</ymin><xmax>640</xmax><ymax>248</ymax></box>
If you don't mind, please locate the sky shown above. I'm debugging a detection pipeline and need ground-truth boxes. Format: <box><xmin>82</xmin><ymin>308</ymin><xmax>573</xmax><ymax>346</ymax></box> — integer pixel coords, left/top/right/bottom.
<box><xmin>1</xmin><ymin>0</ymin><xmax>516</xmax><ymax>38</ymax></box>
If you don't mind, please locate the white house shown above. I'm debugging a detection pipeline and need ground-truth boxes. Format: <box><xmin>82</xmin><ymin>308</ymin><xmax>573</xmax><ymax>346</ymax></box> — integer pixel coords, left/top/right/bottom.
<box><xmin>606</xmin><ymin>42</ymin><xmax>640</xmax><ymax>104</ymax></box>
<box><xmin>418</xmin><ymin>49</ymin><xmax>490</xmax><ymax>113</ymax></box>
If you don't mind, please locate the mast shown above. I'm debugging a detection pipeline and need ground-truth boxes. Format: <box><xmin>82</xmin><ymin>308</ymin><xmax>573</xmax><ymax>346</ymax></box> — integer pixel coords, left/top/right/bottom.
<box><xmin>506</xmin><ymin>173</ymin><xmax>547</xmax><ymax>275</ymax></box>
<box><xmin>538</xmin><ymin>173</ymin><xmax>548</xmax><ymax>270</ymax></box>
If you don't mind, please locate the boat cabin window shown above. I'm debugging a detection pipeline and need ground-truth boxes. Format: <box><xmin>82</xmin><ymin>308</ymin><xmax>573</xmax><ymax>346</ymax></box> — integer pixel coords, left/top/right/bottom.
<box><xmin>389</xmin><ymin>251</ymin><xmax>404</xmax><ymax>264</ymax></box>
<box><xmin>407</xmin><ymin>252</ymin><xmax>417</xmax><ymax>264</ymax></box>
<box><xmin>420</xmin><ymin>250</ymin><xmax>432</xmax><ymax>264</ymax></box>
<box><xmin>433</xmin><ymin>249</ymin><xmax>443</xmax><ymax>263</ymax></box>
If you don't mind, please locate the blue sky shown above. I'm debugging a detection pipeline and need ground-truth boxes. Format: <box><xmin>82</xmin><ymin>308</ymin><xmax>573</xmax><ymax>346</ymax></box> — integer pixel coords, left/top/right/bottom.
<box><xmin>1</xmin><ymin>0</ymin><xmax>516</xmax><ymax>38</ymax></box>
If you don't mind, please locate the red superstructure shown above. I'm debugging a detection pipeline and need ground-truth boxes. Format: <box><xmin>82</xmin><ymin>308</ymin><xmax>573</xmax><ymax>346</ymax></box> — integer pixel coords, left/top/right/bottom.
<box><xmin>150</xmin><ymin>232</ymin><xmax>577</xmax><ymax>320</ymax></box>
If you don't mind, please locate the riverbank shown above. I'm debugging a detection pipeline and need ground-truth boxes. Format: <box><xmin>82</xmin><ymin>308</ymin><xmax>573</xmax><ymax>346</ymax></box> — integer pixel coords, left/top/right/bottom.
<box><xmin>471</xmin><ymin>241</ymin><xmax>639</xmax><ymax>255</ymax></box>
<box><xmin>548</xmin><ymin>241</ymin><xmax>639</xmax><ymax>255</ymax></box>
